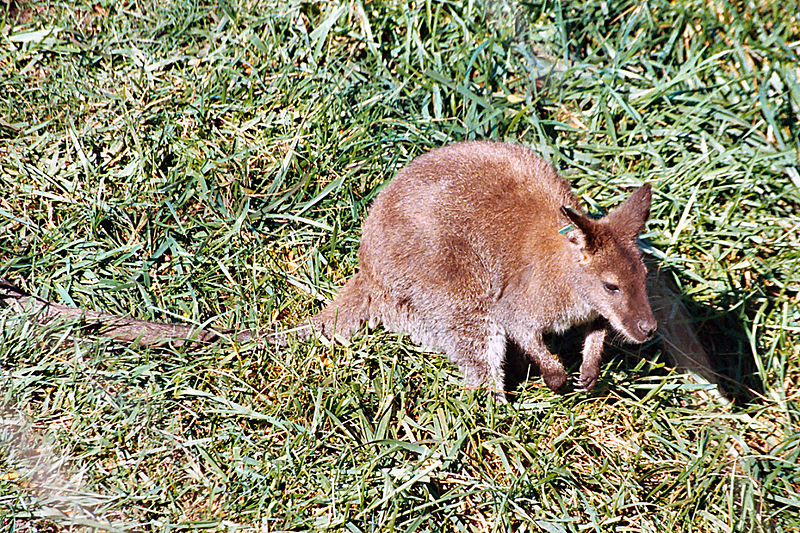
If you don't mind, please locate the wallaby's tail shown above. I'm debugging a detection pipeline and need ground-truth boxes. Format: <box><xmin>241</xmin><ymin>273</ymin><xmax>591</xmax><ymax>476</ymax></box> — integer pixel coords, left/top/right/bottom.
<box><xmin>311</xmin><ymin>273</ymin><xmax>371</xmax><ymax>340</ymax></box>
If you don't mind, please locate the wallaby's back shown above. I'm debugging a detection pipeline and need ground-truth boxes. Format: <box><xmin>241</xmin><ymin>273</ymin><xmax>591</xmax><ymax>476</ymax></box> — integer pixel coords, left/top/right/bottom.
<box><xmin>364</xmin><ymin>143</ymin><xmax>574</xmax><ymax>290</ymax></box>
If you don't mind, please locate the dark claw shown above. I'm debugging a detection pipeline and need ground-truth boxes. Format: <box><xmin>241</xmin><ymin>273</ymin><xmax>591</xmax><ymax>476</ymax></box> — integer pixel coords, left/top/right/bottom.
<box><xmin>576</xmin><ymin>374</ymin><xmax>598</xmax><ymax>392</ymax></box>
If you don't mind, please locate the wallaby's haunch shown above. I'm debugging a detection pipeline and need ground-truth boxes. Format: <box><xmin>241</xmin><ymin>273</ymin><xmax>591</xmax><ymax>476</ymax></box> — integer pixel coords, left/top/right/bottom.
<box><xmin>311</xmin><ymin>141</ymin><xmax>656</xmax><ymax>400</ymax></box>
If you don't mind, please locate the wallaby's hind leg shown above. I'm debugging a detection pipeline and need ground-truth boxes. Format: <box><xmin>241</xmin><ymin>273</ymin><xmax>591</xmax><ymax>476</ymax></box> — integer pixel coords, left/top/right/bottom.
<box><xmin>312</xmin><ymin>273</ymin><xmax>372</xmax><ymax>339</ymax></box>
<box><xmin>442</xmin><ymin>319</ymin><xmax>508</xmax><ymax>401</ymax></box>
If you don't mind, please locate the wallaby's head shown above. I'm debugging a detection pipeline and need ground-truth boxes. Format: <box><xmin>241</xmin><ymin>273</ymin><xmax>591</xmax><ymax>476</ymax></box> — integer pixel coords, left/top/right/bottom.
<box><xmin>561</xmin><ymin>184</ymin><xmax>657</xmax><ymax>343</ymax></box>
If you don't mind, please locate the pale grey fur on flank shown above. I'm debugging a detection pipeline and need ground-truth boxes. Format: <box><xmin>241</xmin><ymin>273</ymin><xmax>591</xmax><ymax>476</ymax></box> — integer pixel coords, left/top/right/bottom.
<box><xmin>301</xmin><ymin>141</ymin><xmax>657</xmax><ymax>401</ymax></box>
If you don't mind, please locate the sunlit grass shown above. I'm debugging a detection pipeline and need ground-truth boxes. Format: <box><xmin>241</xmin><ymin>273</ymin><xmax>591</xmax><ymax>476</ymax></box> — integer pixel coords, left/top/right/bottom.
<box><xmin>1</xmin><ymin>0</ymin><xmax>798</xmax><ymax>531</ymax></box>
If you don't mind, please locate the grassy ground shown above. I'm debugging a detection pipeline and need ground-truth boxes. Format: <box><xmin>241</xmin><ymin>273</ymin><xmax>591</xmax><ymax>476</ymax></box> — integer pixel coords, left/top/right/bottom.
<box><xmin>1</xmin><ymin>0</ymin><xmax>798</xmax><ymax>531</ymax></box>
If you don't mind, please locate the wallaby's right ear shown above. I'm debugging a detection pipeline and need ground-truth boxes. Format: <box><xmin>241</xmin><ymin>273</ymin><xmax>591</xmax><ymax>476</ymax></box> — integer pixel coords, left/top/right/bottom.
<box><xmin>605</xmin><ymin>183</ymin><xmax>652</xmax><ymax>238</ymax></box>
<box><xmin>561</xmin><ymin>206</ymin><xmax>599</xmax><ymax>255</ymax></box>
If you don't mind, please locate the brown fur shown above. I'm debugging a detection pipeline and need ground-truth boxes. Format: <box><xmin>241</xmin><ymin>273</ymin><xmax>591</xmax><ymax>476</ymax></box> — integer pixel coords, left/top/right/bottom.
<box><xmin>312</xmin><ymin>141</ymin><xmax>656</xmax><ymax>400</ymax></box>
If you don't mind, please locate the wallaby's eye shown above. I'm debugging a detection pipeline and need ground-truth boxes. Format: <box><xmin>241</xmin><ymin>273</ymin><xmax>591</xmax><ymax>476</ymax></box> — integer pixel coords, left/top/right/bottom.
<box><xmin>603</xmin><ymin>282</ymin><xmax>620</xmax><ymax>294</ymax></box>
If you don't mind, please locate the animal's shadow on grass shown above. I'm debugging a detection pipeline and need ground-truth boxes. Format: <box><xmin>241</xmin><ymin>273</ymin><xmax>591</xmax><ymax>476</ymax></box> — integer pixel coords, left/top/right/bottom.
<box><xmin>503</xmin><ymin>264</ymin><xmax>760</xmax><ymax>407</ymax></box>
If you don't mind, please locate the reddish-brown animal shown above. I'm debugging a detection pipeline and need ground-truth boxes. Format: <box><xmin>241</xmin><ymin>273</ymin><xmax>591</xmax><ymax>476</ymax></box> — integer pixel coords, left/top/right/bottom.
<box><xmin>311</xmin><ymin>141</ymin><xmax>656</xmax><ymax>400</ymax></box>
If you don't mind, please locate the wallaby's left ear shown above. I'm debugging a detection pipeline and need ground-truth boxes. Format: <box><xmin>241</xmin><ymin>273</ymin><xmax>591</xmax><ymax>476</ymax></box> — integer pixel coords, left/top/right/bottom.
<box><xmin>561</xmin><ymin>206</ymin><xmax>602</xmax><ymax>254</ymax></box>
<box><xmin>604</xmin><ymin>183</ymin><xmax>652</xmax><ymax>238</ymax></box>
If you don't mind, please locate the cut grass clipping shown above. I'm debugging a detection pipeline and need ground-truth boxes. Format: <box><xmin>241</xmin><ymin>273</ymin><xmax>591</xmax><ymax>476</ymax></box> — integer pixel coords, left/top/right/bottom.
<box><xmin>1</xmin><ymin>0</ymin><xmax>799</xmax><ymax>532</ymax></box>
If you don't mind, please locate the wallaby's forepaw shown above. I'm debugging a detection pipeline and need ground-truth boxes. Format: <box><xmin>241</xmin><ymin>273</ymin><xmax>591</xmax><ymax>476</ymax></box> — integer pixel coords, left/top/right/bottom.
<box><xmin>576</xmin><ymin>370</ymin><xmax>600</xmax><ymax>392</ymax></box>
<box><xmin>542</xmin><ymin>369</ymin><xmax>568</xmax><ymax>393</ymax></box>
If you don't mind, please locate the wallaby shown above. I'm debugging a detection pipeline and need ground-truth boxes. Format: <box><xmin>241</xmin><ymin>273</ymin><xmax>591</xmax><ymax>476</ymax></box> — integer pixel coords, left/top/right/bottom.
<box><xmin>310</xmin><ymin>141</ymin><xmax>656</xmax><ymax>400</ymax></box>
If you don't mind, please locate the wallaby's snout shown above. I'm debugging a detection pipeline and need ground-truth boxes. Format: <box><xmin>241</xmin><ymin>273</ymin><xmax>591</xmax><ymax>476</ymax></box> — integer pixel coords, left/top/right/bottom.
<box><xmin>597</xmin><ymin>282</ymin><xmax>657</xmax><ymax>344</ymax></box>
<box><xmin>622</xmin><ymin>269</ymin><xmax>657</xmax><ymax>343</ymax></box>
<box><xmin>638</xmin><ymin>318</ymin><xmax>657</xmax><ymax>340</ymax></box>
<box><xmin>621</xmin><ymin>302</ymin><xmax>657</xmax><ymax>343</ymax></box>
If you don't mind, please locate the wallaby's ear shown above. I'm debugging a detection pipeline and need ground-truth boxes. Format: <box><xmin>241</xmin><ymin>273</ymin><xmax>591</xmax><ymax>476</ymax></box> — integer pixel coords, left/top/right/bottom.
<box><xmin>561</xmin><ymin>206</ymin><xmax>600</xmax><ymax>254</ymax></box>
<box><xmin>604</xmin><ymin>184</ymin><xmax>652</xmax><ymax>238</ymax></box>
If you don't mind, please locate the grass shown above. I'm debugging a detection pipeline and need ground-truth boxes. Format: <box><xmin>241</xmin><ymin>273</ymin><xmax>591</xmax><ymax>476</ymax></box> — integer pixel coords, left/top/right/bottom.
<box><xmin>0</xmin><ymin>0</ymin><xmax>798</xmax><ymax>531</ymax></box>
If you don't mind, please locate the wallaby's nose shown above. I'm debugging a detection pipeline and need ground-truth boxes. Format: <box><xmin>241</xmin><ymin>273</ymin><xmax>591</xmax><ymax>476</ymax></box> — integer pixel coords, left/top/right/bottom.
<box><xmin>638</xmin><ymin>320</ymin><xmax>657</xmax><ymax>339</ymax></box>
